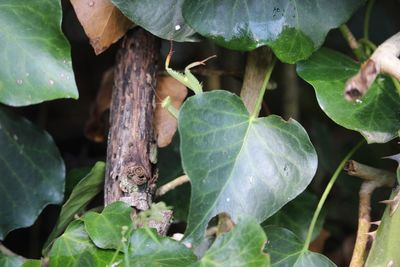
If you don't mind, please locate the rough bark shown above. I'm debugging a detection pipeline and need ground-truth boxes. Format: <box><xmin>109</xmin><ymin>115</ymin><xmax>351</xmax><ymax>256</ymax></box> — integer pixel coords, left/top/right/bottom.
<box><xmin>104</xmin><ymin>28</ymin><xmax>159</xmax><ymax>210</ymax></box>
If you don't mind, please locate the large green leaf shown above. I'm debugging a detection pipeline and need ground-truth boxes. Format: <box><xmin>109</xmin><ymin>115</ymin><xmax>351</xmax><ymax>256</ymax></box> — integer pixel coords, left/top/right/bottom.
<box><xmin>0</xmin><ymin>0</ymin><xmax>78</xmax><ymax>106</ymax></box>
<box><xmin>43</xmin><ymin>162</ymin><xmax>105</xmax><ymax>254</ymax></box>
<box><xmin>182</xmin><ymin>0</ymin><xmax>365</xmax><ymax>63</ymax></box>
<box><xmin>264</xmin><ymin>226</ymin><xmax>336</xmax><ymax>267</ymax></box>
<box><xmin>297</xmin><ymin>48</ymin><xmax>400</xmax><ymax>143</ymax></box>
<box><xmin>179</xmin><ymin>90</ymin><xmax>318</xmax><ymax>246</ymax></box>
<box><xmin>83</xmin><ymin>201</ymin><xmax>133</xmax><ymax>250</ymax></box>
<box><xmin>0</xmin><ymin>255</ymin><xmax>24</xmax><ymax>267</ymax></box>
<box><xmin>0</xmin><ymin>107</ymin><xmax>65</xmax><ymax>240</ymax></box>
<box><xmin>263</xmin><ymin>191</ymin><xmax>324</xmax><ymax>241</ymax></box>
<box><xmin>21</xmin><ymin>259</ymin><xmax>41</xmax><ymax>267</ymax></box>
<box><xmin>128</xmin><ymin>228</ymin><xmax>197</xmax><ymax>266</ymax></box>
<box><xmin>49</xmin><ymin>221</ymin><xmax>120</xmax><ymax>267</ymax></box>
<box><xmin>365</xmin><ymin>189</ymin><xmax>400</xmax><ymax>267</ymax></box>
<box><xmin>112</xmin><ymin>0</ymin><xmax>198</xmax><ymax>42</ymax></box>
<box><xmin>191</xmin><ymin>217</ymin><xmax>269</xmax><ymax>267</ymax></box>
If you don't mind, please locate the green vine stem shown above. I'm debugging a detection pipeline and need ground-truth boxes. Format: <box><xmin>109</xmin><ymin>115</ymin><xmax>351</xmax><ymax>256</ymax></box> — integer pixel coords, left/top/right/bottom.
<box><xmin>364</xmin><ymin>0</ymin><xmax>375</xmax><ymax>40</ymax></box>
<box><xmin>250</xmin><ymin>56</ymin><xmax>276</xmax><ymax>119</ymax></box>
<box><xmin>302</xmin><ymin>140</ymin><xmax>365</xmax><ymax>251</ymax></box>
<box><xmin>339</xmin><ymin>24</ymin><xmax>364</xmax><ymax>60</ymax></box>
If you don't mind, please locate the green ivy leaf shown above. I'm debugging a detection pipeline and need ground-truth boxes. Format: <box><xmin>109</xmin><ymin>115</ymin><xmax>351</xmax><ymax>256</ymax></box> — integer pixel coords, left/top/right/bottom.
<box><xmin>263</xmin><ymin>191</ymin><xmax>324</xmax><ymax>241</ymax></box>
<box><xmin>264</xmin><ymin>226</ymin><xmax>336</xmax><ymax>267</ymax></box>
<box><xmin>0</xmin><ymin>107</ymin><xmax>65</xmax><ymax>240</ymax></box>
<box><xmin>43</xmin><ymin>162</ymin><xmax>105</xmax><ymax>254</ymax></box>
<box><xmin>191</xmin><ymin>217</ymin><xmax>269</xmax><ymax>267</ymax></box>
<box><xmin>128</xmin><ymin>228</ymin><xmax>197</xmax><ymax>266</ymax></box>
<box><xmin>49</xmin><ymin>221</ymin><xmax>95</xmax><ymax>267</ymax></box>
<box><xmin>83</xmin><ymin>201</ymin><xmax>133</xmax><ymax>250</ymax></box>
<box><xmin>0</xmin><ymin>255</ymin><xmax>24</xmax><ymax>267</ymax></box>
<box><xmin>179</xmin><ymin>90</ymin><xmax>317</xmax><ymax>246</ymax></box>
<box><xmin>0</xmin><ymin>0</ymin><xmax>78</xmax><ymax>106</ymax></box>
<box><xmin>49</xmin><ymin>221</ymin><xmax>120</xmax><ymax>267</ymax></box>
<box><xmin>73</xmin><ymin>250</ymin><xmax>122</xmax><ymax>267</ymax></box>
<box><xmin>21</xmin><ymin>259</ymin><xmax>41</xmax><ymax>267</ymax></box>
<box><xmin>112</xmin><ymin>0</ymin><xmax>198</xmax><ymax>42</ymax></box>
<box><xmin>182</xmin><ymin>0</ymin><xmax>365</xmax><ymax>63</ymax></box>
<box><xmin>365</xmin><ymin>189</ymin><xmax>400</xmax><ymax>267</ymax></box>
<box><xmin>297</xmin><ymin>48</ymin><xmax>400</xmax><ymax>143</ymax></box>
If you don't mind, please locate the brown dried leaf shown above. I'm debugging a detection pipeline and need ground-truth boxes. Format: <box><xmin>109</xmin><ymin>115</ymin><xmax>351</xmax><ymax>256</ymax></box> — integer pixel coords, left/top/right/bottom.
<box><xmin>70</xmin><ymin>0</ymin><xmax>134</xmax><ymax>55</ymax></box>
<box><xmin>154</xmin><ymin>76</ymin><xmax>188</xmax><ymax>147</ymax></box>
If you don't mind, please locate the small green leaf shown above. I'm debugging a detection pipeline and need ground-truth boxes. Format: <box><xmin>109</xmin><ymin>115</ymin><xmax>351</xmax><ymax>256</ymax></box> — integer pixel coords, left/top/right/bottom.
<box><xmin>179</xmin><ymin>90</ymin><xmax>318</xmax><ymax>246</ymax></box>
<box><xmin>0</xmin><ymin>0</ymin><xmax>78</xmax><ymax>106</ymax></box>
<box><xmin>43</xmin><ymin>162</ymin><xmax>105</xmax><ymax>254</ymax></box>
<box><xmin>0</xmin><ymin>107</ymin><xmax>65</xmax><ymax>240</ymax></box>
<box><xmin>0</xmin><ymin>254</ymin><xmax>24</xmax><ymax>267</ymax></box>
<box><xmin>263</xmin><ymin>191</ymin><xmax>324</xmax><ymax>241</ymax></box>
<box><xmin>182</xmin><ymin>0</ymin><xmax>365</xmax><ymax>63</ymax></box>
<box><xmin>112</xmin><ymin>0</ymin><xmax>198</xmax><ymax>42</ymax></box>
<box><xmin>21</xmin><ymin>259</ymin><xmax>41</xmax><ymax>267</ymax></box>
<box><xmin>264</xmin><ymin>226</ymin><xmax>336</xmax><ymax>267</ymax></box>
<box><xmin>84</xmin><ymin>201</ymin><xmax>133</xmax><ymax>250</ymax></box>
<box><xmin>49</xmin><ymin>221</ymin><xmax>95</xmax><ymax>267</ymax></box>
<box><xmin>73</xmin><ymin>250</ymin><xmax>122</xmax><ymax>267</ymax></box>
<box><xmin>49</xmin><ymin>221</ymin><xmax>120</xmax><ymax>267</ymax></box>
<box><xmin>192</xmin><ymin>217</ymin><xmax>269</xmax><ymax>267</ymax></box>
<box><xmin>365</xmin><ymin>189</ymin><xmax>400</xmax><ymax>267</ymax></box>
<box><xmin>297</xmin><ymin>48</ymin><xmax>400</xmax><ymax>143</ymax></box>
<box><xmin>128</xmin><ymin>228</ymin><xmax>197</xmax><ymax>266</ymax></box>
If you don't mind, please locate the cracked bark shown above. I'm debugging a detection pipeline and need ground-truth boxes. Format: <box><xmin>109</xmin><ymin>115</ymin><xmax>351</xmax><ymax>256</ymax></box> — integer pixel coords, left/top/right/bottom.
<box><xmin>105</xmin><ymin>28</ymin><xmax>159</xmax><ymax>211</ymax></box>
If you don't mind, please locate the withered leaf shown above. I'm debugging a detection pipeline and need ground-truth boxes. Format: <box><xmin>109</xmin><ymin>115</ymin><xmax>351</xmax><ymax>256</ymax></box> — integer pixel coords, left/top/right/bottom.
<box><xmin>70</xmin><ymin>0</ymin><xmax>134</xmax><ymax>55</ymax></box>
<box><xmin>154</xmin><ymin>76</ymin><xmax>188</xmax><ymax>147</ymax></box>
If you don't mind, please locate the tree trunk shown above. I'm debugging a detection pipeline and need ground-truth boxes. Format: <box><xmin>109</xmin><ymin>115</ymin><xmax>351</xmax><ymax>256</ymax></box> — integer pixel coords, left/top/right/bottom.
<box><xmin>104</xmin><ymin>28</ymin><xmax>159</xmax><ymax>210</ymax></box>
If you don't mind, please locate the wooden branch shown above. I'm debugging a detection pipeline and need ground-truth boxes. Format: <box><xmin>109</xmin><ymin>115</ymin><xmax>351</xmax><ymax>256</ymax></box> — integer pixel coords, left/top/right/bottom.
<box><xmin>240</xmin><ymin>46</ymin><xmax>274</xmax><ymax>115</ymax></box>
<box><xmin>105</xmin><ymin>28</ymin><xmax>159</xmax><ymax>211</ymax></box>
<box><xmin>344</xmin><ymin>32</ymin><xmax>400</xmax><ymax>101</ymax></box>
<box><xmin>344</xmin><ymin>160</ymin><xmax>395</xmax><ymax>267</ymax></box>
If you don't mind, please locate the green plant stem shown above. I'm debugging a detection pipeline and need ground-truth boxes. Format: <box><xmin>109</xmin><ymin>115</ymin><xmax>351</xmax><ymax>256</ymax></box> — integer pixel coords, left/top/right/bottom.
<box><xmin>250</xmin><ymin>56</ymin><xmax>276</xmax><ymax>119</ymax></box>
<box><xmin>391</xmin><ymin>77</ymin><xmax>400</xmax><ymax>96</ymax></box>
<box><xmin>339</xmin><ymin>24</ymin><xmax>363</xmax><ymax>60</ymax></box>
<box><xmin>364</xmin><ymin>0</ymin><xmax>375</xmax><ymax>40</ymax></box>
<box><xmin>302</xmin><ymin>140</ymin><xmax>365</xmax><ymax>251</ymax></box>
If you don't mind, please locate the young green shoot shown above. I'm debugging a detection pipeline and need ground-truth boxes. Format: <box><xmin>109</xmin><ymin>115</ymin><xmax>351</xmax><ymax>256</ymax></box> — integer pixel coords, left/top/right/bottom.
<box><xmin>165</xmin><ymin>46</ymin><xmax>216</xmax><ymax>95</ymax></box>
<box><xmin>302</xmin><ymin>140</ymin><xmax>365</xmax><ymax>252</ymax></box>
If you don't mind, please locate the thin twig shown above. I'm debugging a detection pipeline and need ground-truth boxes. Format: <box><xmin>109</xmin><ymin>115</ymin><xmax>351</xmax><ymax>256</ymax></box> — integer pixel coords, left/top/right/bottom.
<box><xmin>339</xmin><ymin>24</ymin><xmax>364</xmax><ymax>60</ymax></box>
<box><xmin>344</xmin><ymin>160</ymin><xmax>395</xmax><ymax>267</ymax></box>
<box><xmin>156</xmin><ymin>175</ymin><xmax>189</xmax><ymax>197</ymax></box>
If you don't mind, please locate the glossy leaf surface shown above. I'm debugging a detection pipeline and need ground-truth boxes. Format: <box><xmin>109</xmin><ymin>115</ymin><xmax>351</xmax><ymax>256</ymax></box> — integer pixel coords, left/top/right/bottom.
<box><xmin>84</xmin><ymin>201</ymin><xmax>133</xmax><ymax>250</ymax></box>
<box><xmin>179</xmin><ymin>90</ymin><xmax>318</xmax><ymax>245</ymax></box>
<box><xmin>112</xmin><ymin>0</ymin><xmax>198</xmax><ymax>42</ymax></box>
<box><xmin>128</xmin><ymin>228</ymin><xmax>197</xmax><ymax>266</ymax></box>
<box><xmin>0</xmin><ymin>255</ymin><xmax>24</xmax><ymax>267</ymax></box>
<box><xmin>297</xmin><ymin>48</ymin><xmax>400</xmax><ymax>143</ymax></box>
<box><xmin>182</xmin><ymin>0</ymin><xmax>364</xmax><ymax>63</ymax></box>
<box><xmin>0</xmin><ymin>107</ymin><xmax>64</xmax><ymax>240</ymax></box>
<box><xmin>0</xmin><ymin>0</ymin><xmax>78</xmax><ymax>106</ymax></box>
<box><xmin>264</xmin><ymin>226</ymin><xmax>336</xmax><ymax>267</ymax></box>
<box><xmin>43</xmin><ymin>162</ymin><xmax>105</xmax><ymax>253</ymax></box>
<box><xmin>49</xmin><ymin>221</ymin><xmax>95</xmax><ymax>267</ymax></box>
<box><xmin>192</xmin><ymin>217</ymin><xmax>269</xmax><ymax>267</ymax></box>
